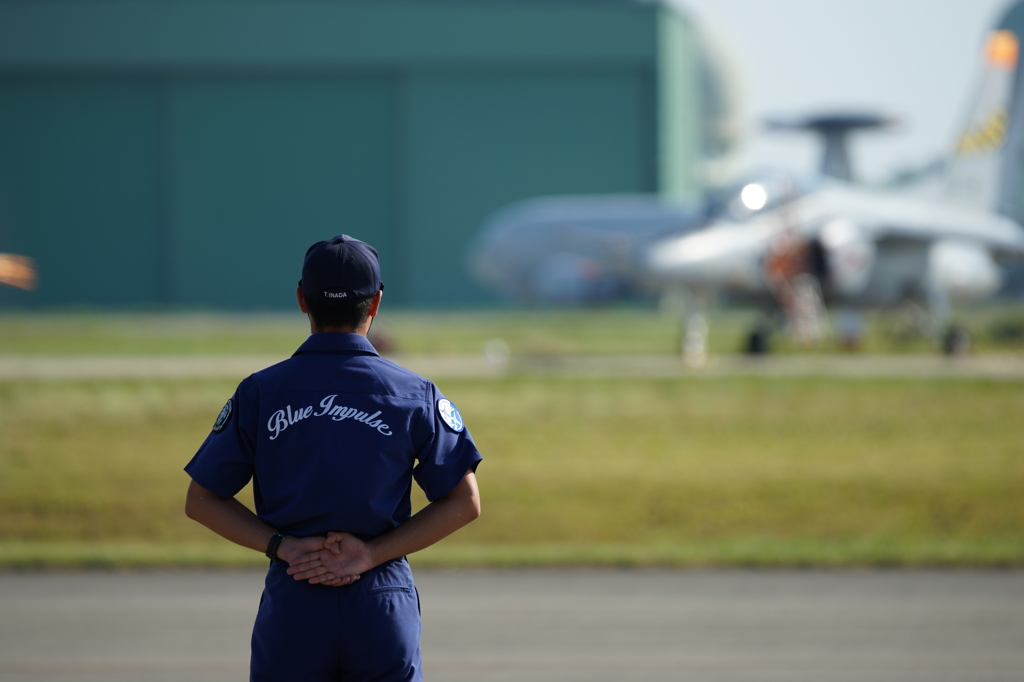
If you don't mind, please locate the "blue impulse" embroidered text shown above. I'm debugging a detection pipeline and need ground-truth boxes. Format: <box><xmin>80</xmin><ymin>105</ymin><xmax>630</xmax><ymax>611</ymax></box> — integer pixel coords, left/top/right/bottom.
<box><xmin>267</xmin><ymin>394</ymin><xmax>392</xmax><ymax>440</ymax></box>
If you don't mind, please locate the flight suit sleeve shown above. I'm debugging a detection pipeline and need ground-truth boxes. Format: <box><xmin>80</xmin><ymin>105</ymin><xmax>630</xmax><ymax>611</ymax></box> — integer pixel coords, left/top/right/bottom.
<box><xmin>184</xmin><ymin>376</ymin><xmax>260</xmax><ymax>499</ymax></box>
<box><xmin>413</xmin><ymin>384</ymin><xmax>483</xmax><ymax>502</ymax></box>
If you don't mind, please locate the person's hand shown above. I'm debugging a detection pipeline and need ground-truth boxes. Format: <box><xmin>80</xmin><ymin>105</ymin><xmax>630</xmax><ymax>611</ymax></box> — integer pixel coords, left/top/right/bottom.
<box><xmin>275</xmin><ymin>535</ymin><xmax>325</xmax><ymax>565</ymax></box>
<box><xmin>286</xmin><ymin>532</ymin><xmax>374</xmax><ymax>586</ymax></box>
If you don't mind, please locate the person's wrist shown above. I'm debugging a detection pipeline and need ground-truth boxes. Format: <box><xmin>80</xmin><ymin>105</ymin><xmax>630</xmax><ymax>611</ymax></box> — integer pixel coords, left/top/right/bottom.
<box><xmin>365</xmin><ymin>539</ymin><xmax>387</xmax><ymax>569</ymax></box>
<box><xmin>268</xmin><ymin>533</ymin><xmax>290</xmax><ymax>562</ymax></box>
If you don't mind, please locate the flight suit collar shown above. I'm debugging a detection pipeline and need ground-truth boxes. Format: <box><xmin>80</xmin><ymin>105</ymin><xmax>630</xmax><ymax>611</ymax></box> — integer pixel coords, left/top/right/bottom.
<box><xmin>292</xmin><ymin>333</ymin><xmax>380</xmax><ymax>357</ymax></box>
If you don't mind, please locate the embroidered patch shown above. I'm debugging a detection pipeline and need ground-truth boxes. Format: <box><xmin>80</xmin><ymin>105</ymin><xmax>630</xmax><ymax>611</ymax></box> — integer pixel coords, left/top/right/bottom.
<box><xmin>212</xmin><ymin>398</ymin><xmax>233</xmax><ymax>433</ymax></box>
<box><xmin>437</xmin><ymin>398</ymin><xmax>464</xmax><ymax>433</ymax></box>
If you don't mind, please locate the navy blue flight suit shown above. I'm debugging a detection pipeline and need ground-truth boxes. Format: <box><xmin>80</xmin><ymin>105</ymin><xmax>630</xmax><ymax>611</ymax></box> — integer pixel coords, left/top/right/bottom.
<box><xmin>185</xmin><ymin>333</ymin><xmax>482</xmax><ymax>682</ymax></box>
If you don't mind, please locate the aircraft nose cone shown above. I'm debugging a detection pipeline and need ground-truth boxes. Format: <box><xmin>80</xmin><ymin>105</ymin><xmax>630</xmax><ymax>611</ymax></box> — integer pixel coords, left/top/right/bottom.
<box><xmin>646</xmin><ymin>224</ymin><xmax>766</xmax><ymax>290</ymax></box>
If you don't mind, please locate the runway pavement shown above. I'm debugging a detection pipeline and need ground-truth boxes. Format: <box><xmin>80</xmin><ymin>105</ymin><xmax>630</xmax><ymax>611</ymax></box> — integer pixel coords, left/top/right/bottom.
<box><xmin>1</xmin><ymin>569</ymin><xmax>1021</xmax><ymax>681</ymax></box>
<box><xmin>3</xmin><ymin>353</ymin><xmax>1024</xmax><ymax>381</ymax></box>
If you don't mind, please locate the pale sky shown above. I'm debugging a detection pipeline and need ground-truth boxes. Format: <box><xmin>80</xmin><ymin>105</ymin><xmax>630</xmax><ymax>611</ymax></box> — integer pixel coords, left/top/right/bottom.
<box><xmin>679</xmin><ymin>0</ymin><xmax>1014</xmax><ymax>182</ymax></box>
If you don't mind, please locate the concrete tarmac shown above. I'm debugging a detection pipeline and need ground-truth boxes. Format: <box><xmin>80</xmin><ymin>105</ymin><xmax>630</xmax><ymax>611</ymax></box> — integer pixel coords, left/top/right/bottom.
<box><xmin>4</xmin><ymin>353</ymin><xmax>1024</xmax><ymax>381</ymax></box>
<box><xmin>1</xmin><ymin>569</ymin><xmax>1022</xmax><ymax>682</ymax></box>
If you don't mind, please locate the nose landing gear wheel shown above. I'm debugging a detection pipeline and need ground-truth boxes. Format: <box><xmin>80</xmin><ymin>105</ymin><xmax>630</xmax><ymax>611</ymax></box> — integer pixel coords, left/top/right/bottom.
<box><xmin>942</xmin><ymin>325</ymin><xmax>971</xmax><ymax>356</ymax></box>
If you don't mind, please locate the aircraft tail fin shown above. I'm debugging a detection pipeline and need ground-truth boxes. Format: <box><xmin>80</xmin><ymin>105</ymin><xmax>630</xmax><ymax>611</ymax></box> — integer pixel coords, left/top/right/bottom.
<box><xmin>941</xmin><ymin>26</ymin><xmax>1023</xmax><ymax>218</ymax></box>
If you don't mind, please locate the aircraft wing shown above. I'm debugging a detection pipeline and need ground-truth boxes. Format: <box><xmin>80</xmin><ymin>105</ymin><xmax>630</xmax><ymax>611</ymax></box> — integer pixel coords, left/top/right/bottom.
<box><xmin>809</xmin><ymin>188</ymin><xmax>1024</xmax><ymax>256</ymax></box>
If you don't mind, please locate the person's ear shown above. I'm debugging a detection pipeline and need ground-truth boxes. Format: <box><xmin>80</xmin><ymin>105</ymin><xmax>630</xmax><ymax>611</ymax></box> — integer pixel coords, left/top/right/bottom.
<box><xmin>367</xmin><ymin>289</ymin><xmax>382</xmax><ymax>318</ymax></box>
<box><xmin>296</xmin><ymin>287</ymin><xmax>310</xmax><ymax>314</ymax></box>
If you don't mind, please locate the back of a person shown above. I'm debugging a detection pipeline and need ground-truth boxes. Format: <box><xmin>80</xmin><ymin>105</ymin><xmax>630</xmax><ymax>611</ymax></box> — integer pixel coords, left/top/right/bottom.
<box><xmin>248</xmin><ymin>342</ymin><xmax>434</xmax><ymax>539</ymax></box>
<box><xmin>183</xmin><ymin>235</ymin><xmax>481</xmax><ymax>682</ymax></box>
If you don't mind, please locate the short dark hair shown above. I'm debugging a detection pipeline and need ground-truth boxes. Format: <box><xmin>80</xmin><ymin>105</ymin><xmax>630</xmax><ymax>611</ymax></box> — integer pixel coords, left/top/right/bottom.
<box><xmin>307</xmin><ymin>295</ymin><xmax>373</xmax><ymax>330</ymax></box>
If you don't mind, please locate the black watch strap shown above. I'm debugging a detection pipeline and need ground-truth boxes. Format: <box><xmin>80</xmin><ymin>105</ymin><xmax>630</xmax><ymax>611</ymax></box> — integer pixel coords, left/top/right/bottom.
<box><xmin>266</xmin><ymin>533</ymin><xmax>286</xmax><ymax>561</ymax></box>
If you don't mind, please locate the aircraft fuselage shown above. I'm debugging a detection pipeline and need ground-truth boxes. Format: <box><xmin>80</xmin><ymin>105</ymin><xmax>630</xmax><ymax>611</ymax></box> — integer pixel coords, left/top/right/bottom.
<box><xmin>645</xmin><ymin>184</ymin><xmax>1022</xmax><ymax>309</ymax></box>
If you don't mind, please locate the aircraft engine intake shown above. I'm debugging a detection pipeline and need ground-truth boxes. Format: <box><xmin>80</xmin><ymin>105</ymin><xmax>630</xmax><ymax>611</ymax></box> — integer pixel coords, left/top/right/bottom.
<box><xmin>927</xmin><ymin>240</ymin><xmax>1002</xmax><ymax>302</ymax></box>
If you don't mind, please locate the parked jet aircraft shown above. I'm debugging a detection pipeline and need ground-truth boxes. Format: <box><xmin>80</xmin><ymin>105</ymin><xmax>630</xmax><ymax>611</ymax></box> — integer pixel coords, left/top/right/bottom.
<box><xmin>469</xmin><ymin>12</ymin><xmax>1024</xmax><ymax>362</ymax></box>
<box><xmin>645</xmin><ymin>25</ymin><xmax>1024</xmax><ymax>362</ymax></box>
<box><xmin>469</xmin><ymin>195</ymin><xmax>705</xmax><ymax>305</ymax></box>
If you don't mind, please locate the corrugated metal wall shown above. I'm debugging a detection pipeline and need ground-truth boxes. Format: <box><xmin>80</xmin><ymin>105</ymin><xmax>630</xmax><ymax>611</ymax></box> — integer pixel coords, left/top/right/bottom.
<box><xmin>0</xmin><ymin>0</ymin><xmax>698</xmax><ymax>309</ymax></box>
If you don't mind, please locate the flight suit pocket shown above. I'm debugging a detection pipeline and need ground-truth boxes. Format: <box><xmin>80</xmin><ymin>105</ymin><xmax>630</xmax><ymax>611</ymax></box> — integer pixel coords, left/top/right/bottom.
<box><xmin>365</xmin><ymin>557</ymin><xmax>415</xmax><ymax>594</ymax></box>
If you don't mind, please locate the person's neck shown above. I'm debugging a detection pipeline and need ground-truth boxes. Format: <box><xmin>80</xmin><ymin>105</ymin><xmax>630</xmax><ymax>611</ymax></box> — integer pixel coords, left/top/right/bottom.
<box><xmin>308</xmin><ymin>319</ymin><xmax>370</xmax><ymax>336</ymax></box>
<box><xmin>311</xmin><ymin>327</ymin><xmax>362</xmax><ymax>335</ymax></box>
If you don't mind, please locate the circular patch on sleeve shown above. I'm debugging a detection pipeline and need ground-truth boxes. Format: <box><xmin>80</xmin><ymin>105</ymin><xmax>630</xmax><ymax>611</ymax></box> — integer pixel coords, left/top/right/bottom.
<box><xmin>437</xmin><ymin>398</ymin><xmax>464</xmax><ymax>433</ymax></box>
<box><xmin>212</xmin><ymin>398</ymin><xmax>233</xmax><ymax>432</ymax></box>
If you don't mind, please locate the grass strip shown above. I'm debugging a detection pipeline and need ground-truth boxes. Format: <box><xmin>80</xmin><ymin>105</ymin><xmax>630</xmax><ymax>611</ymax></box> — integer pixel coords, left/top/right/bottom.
<box><xmin>2</xmin><ymin>376</ymin><xmax>1022</xmax><ymax>567</ymax></box>
<box><xmin>0</xmin><ymin>541</ymin><xmax>265</xmax><ymax>569</ymax></box>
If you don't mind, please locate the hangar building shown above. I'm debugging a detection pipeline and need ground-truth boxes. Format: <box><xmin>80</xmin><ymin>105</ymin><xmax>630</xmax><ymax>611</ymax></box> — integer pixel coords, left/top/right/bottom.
<box><xmin>0</xmin><ymin>0</ymin><xmax>734</xmax><ymax>309</ymax></box>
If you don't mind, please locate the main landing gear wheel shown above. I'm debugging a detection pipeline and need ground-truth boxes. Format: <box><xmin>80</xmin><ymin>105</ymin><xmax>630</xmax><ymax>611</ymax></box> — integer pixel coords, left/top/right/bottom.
<box><xmin>744</xmin><ymin>327</ymin><xmax>771</xmax><ymax>355</ymax></box>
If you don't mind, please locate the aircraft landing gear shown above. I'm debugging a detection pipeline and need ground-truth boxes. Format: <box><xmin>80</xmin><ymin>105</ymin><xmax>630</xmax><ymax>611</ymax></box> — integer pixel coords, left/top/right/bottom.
<box><xmin>682</xmin><ymin>310</ymin><xmax>709</xmax><ymax>367</ymax></box>
<box><xmin>675</xmin><ymin>287</ymin><xmax>710</xmax><ymax>367</ymax></box>
<box><xmin>942</xmin><ymin>325</ymin><xmax>971</xmax><ymax>356</ymax></box>
<box><xmin>744</xmin><ymin>325</ymin><xmax>771</xmax><ymax>355</ymax></box>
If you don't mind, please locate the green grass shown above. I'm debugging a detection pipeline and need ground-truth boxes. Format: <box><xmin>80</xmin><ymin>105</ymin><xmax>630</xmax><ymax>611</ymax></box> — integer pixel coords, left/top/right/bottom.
<box><xmin>0</xmin><ymin>309</ymin><xmax>704</xmax><ymax>356</ymax></box>
<box><xmin>0</xmin><ymin>314</ymin><xmax>307</xmax><ymax>356</ymax></box>
<box><xmin>1</xmin><ymin>375</ymin><xmax>1022</xmax><ymax>567</ymax></box>
<box><xmin>1</xmin><ymin>304</ymin><xmax>1022</xmax><ymax>357</ymax></box>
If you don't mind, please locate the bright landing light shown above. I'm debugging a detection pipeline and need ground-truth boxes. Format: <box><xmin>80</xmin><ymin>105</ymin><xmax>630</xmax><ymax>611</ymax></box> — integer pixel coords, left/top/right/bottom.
<box><xmin>740</xmin><ymin>183</ymin><xmax>768</xmax><ymax>211</ymax></box>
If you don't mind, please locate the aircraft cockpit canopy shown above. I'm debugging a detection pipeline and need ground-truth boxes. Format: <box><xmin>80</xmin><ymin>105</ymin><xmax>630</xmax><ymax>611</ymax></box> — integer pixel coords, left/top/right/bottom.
<box><xmin>705</xmin><ymin>171</ymin><xmax>813</xmax><ymax>222</ymax></box>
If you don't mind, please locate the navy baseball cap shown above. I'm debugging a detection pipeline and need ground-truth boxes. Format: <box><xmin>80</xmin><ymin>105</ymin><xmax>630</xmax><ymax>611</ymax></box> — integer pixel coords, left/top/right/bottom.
<box><xmin>299</xmin><ymin>235</ymin><xmax>383</xmax><ymax>303</ymax></box>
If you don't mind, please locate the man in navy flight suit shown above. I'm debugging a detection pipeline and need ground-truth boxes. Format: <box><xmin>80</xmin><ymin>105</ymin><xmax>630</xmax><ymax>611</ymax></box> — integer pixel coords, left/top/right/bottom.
<box><xmin>184</xmin><ymin>234</ymin><xmax>482</xmax><ymax>681</ymax></box>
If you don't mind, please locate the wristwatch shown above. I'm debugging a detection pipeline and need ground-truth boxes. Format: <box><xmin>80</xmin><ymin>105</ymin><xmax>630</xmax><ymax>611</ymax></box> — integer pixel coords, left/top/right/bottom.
<box><xmin>266</xmin><ymin>533</ymin><xmax>286</xmax><ymax>561</ymax></box>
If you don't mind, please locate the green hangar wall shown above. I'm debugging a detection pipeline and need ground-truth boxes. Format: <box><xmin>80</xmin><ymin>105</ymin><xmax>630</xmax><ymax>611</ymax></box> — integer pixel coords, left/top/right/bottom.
<box><xmin>0</xmin><ymin>0</ymin><xmax>702</xmax><ymax>309</ymax></box>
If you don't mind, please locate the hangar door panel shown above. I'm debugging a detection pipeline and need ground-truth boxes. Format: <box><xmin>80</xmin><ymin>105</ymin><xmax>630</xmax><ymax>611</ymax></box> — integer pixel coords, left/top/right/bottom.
<box><xmin>404</xmin><ymin>72</ymin><xmax>651</xmax><ymax>306</ymax></box>
<box><xmin>173</xmin><ymin>78</ymin><xmax>395</xmax><ymax>309</ymax></box>
<box><xmin>0</xmin><ymin>78</ymin><xmax>160</xmax><ymax>307</ymax></box>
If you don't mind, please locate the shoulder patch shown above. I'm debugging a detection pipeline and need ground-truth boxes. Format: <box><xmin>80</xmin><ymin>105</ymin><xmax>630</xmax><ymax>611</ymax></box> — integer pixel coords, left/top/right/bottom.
<box><xmin>437</xmin><ymin>398</ymin><xmax>464</xmax><ymax>433</ymax></box>
<box><xmin>212</xmin><ymin>398</ymin><xmax>233</xmax><ymax>433</ymax></box>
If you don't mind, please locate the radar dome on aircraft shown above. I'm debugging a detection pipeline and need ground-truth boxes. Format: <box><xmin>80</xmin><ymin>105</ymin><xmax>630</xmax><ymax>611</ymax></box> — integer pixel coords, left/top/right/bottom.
<box><xmin>764</xmin><ymin>112</ymin><xmax>899</xmax><ymax>182</ymax></box>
